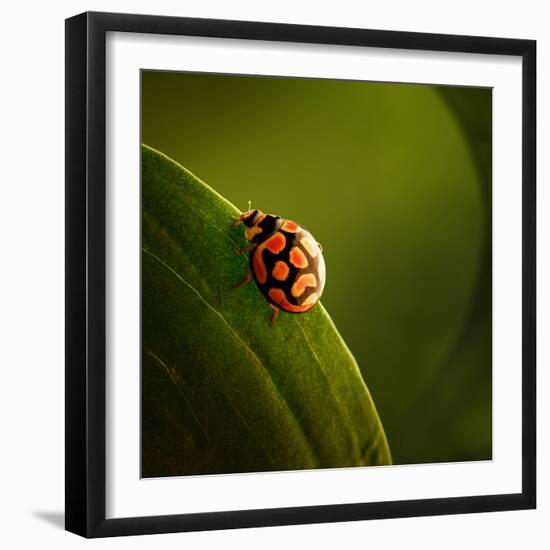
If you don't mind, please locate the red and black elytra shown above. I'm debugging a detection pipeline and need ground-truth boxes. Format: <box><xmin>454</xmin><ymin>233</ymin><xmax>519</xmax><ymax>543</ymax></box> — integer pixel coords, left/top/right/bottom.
<box><xmin>233</xmin><ymin>209</ymin><xmax>326</xmax><ymax>325</ymax></box>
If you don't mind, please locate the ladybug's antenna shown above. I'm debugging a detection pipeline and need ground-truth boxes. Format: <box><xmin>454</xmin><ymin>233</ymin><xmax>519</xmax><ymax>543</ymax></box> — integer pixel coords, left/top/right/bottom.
<box><xmin>248</xmin><ymin>200</ymin><xmax>252</xmax><ymax>210</ymax></box>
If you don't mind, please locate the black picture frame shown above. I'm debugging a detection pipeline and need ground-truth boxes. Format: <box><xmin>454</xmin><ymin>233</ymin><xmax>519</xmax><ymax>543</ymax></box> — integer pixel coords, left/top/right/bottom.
<box><xmin>65</xmin><ymin>11</ymin><xmax>536</xmax><ymax>538</ymax></box>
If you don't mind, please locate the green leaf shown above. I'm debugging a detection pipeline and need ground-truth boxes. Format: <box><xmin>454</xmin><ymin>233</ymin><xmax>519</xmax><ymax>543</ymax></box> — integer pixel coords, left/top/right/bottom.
<box><xmin>141</xmin><ymin>144</ymin><xmax>391</xmax><ymax>476</ymax></box>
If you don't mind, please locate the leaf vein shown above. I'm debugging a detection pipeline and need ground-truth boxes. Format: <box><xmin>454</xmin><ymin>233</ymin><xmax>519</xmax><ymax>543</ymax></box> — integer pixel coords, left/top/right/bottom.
<box><xmin>293</xmin><ymin>318</ymin><xmax>362</xmax><ymax>461</ymax></box>
<box><xmin>146</xmin><ymin>349</ymin><xmax>211</xmax><ymax>443</ymax></box>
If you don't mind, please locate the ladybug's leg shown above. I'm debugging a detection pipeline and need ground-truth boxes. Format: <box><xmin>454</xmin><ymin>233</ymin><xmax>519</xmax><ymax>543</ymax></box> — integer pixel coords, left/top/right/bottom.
<box><xmin>234</xmin><ymin>243</ymin><xmax>256</xmax><ymax>255</ymax></box>
<box><xmin>270</xmin><ymin>305</ymin><xmax>280</xmax><ymax>326</ymax></box>
<box><xmin>233</xmin><ymin>218</ymin><xmax>244</xmax><ymax>227</ymax></box>
<box><xmin>234</xmin><ymin>270</ymin><xmax>252</xmax><ymax>289</ymax></box>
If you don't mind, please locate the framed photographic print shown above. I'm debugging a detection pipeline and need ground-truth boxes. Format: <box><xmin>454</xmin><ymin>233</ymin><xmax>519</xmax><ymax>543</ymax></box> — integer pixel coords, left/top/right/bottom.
<box><xmin>65</xmin><ymin>11</ymin><xmax>536</xmax><ymax>537</ymax></box>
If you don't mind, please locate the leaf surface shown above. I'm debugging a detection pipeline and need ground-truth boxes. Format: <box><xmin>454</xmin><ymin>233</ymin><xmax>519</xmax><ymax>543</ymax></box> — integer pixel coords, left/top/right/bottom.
<box><xmin>141</xmin><ymin>144</ymin><xmax>391</xmax><ymax>476</ymax></box>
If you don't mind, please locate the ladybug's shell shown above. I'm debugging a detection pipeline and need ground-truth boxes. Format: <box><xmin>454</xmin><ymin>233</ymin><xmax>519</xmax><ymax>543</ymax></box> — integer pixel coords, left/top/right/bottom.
<box><xmin>250</xmin><ymin>220</ymin><xmax>325</xmax><ymax>313</ymax></box>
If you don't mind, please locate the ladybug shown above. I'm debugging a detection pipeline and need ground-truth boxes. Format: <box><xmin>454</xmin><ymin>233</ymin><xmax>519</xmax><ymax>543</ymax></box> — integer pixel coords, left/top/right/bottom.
<box><xmin>233</xmin><ymin>208</ymin><xmax>326</xmax><ymax>325</ymax></box>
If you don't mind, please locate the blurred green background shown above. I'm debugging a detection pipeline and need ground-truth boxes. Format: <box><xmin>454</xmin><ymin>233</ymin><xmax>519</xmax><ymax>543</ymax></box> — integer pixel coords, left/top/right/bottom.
<box><xmin>141</xmin><ymin>70</ymin><xmax>492</xmax><ymax>465</ymax></box>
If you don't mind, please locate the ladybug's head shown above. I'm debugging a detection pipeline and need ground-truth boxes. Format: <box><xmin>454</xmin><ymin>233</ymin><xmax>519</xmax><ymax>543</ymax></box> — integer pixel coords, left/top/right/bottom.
<box><xmin>233</xmin><ymin>208</ymin><xmax>283</xmax><ymax>244</ymax></box>
<box><xmin>236</xmin><ymin>209</ymin><xmax>264</xmax><ymax>228</ymax></box>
